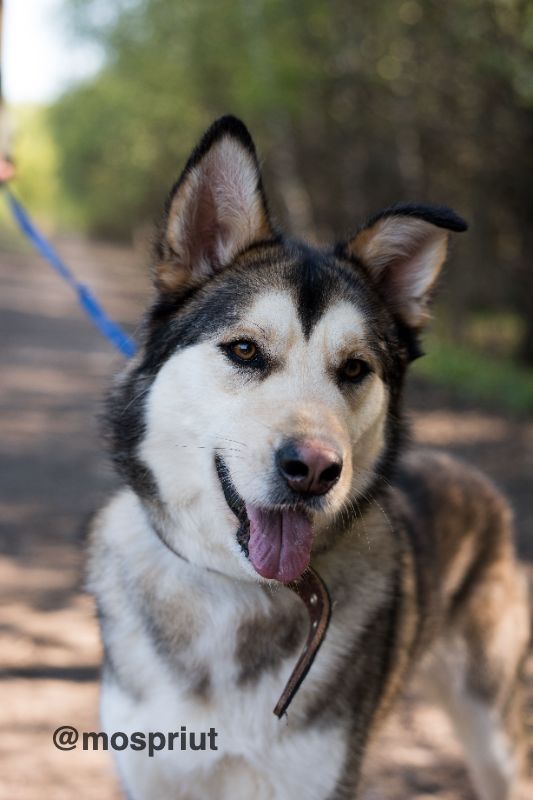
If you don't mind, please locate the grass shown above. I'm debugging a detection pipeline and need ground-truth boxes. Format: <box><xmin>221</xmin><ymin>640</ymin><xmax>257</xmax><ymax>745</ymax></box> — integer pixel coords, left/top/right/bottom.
<box><xmin>413</xmin><ymin>335</ymin><xmax>533</xmax><ymax>415</ymax></box>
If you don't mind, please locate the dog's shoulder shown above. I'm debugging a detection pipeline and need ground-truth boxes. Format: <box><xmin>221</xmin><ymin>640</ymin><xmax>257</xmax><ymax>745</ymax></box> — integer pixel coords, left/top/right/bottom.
<box><xmin>394</xmin><ymin>447</ymin><xmax>511</xmax><ymax>533</ymax></box>
<box><xmin>392</xmin><ymin>447</ymin><xmax>515</xmax><ymax>610</ymax></box>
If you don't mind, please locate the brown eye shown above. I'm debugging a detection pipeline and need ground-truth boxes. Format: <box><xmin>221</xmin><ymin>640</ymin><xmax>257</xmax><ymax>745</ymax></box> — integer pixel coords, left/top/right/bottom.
<box><xmin>222</xmin><ymin>338</ymin><xmax>267</xmax><ymax>370</ymax></box>
<box><xmin>230</xmin><ymin>341</ymin><xmax>257</xmax><ymax>361</ymax></box>
<box><xmin>340</xmin><ymin>358</ymin><xmax>368</xmax><ymax>382</ymax></box>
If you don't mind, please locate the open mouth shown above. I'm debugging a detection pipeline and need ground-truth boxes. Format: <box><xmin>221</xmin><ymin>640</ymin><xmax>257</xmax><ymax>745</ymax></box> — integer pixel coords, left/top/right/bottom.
<box><xmin>215</xmin><ymin>454</ymin><xmax>314</xmax><ymax>584</ymax></box>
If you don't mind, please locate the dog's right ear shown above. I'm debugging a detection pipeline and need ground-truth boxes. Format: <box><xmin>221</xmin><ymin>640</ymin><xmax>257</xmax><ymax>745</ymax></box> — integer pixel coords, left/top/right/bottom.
<box><xmin>154</xmin><ymin>116</ymin><xmax>275</xmax><ymax>294</ymax></box>
<box><xmin>339</xmin><ymin>204</ymin><xmax>468</xmax><ymax>329</ymax></box>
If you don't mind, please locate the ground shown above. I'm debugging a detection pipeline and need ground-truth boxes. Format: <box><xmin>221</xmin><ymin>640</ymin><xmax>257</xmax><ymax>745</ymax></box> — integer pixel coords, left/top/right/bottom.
<box><xmin>0</xmin><ymin>236</ymin><xmax>531</xmax><ymax>799</ymax></box>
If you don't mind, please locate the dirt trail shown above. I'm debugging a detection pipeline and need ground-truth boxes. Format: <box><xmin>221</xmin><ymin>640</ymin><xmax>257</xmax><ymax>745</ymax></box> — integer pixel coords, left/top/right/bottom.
<box><xmin>0</xmin><ymin>238</ymin><xmax>531</xmax><ymax>799</ymax></box>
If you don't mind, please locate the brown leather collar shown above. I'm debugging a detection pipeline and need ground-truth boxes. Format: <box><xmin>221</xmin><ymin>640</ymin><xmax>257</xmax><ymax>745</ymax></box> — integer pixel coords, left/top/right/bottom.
<box><xmin>273</xmin><ymin>567</ymin><xmax>332</xmax><ymax>717</ymax></box>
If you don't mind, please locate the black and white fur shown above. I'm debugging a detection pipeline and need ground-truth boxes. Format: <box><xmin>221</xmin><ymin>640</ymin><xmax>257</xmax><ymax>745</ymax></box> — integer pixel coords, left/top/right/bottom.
<box><xmin>88</xmin><ymin>116</ymin><xmax>530</xmax><ymax>800</ymax></box>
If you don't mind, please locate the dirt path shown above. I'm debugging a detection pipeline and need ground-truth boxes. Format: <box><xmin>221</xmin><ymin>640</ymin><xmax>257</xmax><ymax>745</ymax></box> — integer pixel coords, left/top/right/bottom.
<box><xmin>0</xmin><ymin>238</ymin><xmax>531</xmax><ymax>799</ymax></box>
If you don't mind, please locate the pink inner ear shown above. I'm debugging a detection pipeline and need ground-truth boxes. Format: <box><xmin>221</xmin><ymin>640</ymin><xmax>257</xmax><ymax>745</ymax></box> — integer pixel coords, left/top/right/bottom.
<box><xmin>347</xmin><ymin>216</ymin><xmax>450</xmax><ymax>328</ymax></box>
<box><xmin>378</xmin><ymin>232</ymin><xmax>448</xmax><ymax>325</ymax></box>
<box><xmin>160</xmin><ymin>132</ymin><xmax>273</xmax><ymax>293</ymax></box>
<box><xmin>185</xmin><ymin>179</ymin><xmax>221</xmax><ymax>272</ymax></box>
<box><xmin>385</xmin><ymin>248</ymin><xmax>429</xmax><ymax>300</ymax></box>
<box><xmin>391</xmin><ymin>234</ymin><xmax>445</xmax><ymax>294</ymax></box>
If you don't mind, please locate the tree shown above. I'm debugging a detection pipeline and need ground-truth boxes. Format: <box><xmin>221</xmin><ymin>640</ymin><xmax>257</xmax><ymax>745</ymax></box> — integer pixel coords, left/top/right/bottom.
<box><xmin>50</xmin><ymin>0</ymin><xmax>533</xmax><ymax>362</ymax></box>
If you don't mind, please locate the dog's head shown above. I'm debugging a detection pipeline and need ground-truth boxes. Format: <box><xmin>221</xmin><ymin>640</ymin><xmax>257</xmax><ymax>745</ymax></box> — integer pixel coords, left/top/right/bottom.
<box><xmin>108</xmin><ymin>116</ymin><xmax>466</xmax><ymax>583</ymax></box>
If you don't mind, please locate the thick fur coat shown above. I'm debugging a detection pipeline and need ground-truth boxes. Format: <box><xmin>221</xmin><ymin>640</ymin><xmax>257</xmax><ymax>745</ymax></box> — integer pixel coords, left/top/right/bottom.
<box><xmin>87</xmin><ymin>116</ymin><xmax>530</xmax><ymax>800</ymax></box>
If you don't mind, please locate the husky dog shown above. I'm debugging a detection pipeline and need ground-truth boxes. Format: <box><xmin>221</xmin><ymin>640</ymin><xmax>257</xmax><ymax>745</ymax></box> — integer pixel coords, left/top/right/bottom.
<box><xmin>88</xmin><ymin>116</ymin><xmax>530</xmax><ymax>800</ymax></box>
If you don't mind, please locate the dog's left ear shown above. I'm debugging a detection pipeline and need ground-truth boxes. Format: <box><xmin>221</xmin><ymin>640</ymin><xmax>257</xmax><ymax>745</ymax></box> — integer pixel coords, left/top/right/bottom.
<box><xmin>340</xmin><ymin>204</ymin><xmax>467</xmax><ymax>328</ymax></box>
<box><xmin>155</xmin><ymin>115</ymin><xmax>275</xmax><ymax>294</ymax></box>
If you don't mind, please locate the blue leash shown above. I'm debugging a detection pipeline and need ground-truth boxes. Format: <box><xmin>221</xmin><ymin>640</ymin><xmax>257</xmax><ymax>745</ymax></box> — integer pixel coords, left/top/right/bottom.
<box><xmin>3</xmin><ymin>187</ymin><xmax>136</xmax><ymax>358</ymax></box>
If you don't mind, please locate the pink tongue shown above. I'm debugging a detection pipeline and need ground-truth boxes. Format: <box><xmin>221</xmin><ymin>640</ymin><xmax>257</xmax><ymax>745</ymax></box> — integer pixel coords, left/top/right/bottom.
<box><xmin>246</xmin><ymin>505</ymin><xmax>314</xmax><ymax>583</ymax></box>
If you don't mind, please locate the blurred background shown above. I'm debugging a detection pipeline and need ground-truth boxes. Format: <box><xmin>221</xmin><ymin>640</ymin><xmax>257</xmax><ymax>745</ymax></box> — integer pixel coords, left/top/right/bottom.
<box><xmin>0</xmin><ymin>1</ymin><xmax>532</xmax><ymax>799</ymax></box>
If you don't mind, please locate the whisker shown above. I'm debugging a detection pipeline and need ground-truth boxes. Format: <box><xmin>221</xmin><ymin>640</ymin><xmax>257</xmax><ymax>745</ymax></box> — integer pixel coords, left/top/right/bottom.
<box><xmin>215</xmin><ymin>436</ymin><xmax>249</xmax><ymax>448</ymax></box>
<box><xmin>356</xmin><ymin>487</ymin><xmax>395</xmax><ymax>537</ymax></box>
<box><xmin>253</xmin><ymin>419</ymin><xmax>278</xmax><ymax>435</ymax></box>
<box><xmin>351</xmin><ymin>497</ymin><xmax>372</xmax><ymax>551</ymax></box>
<box><xmin>173</xmin><ymin>445</ymin><xmax>240</xmax><ymax>452</ymax></box>
<box><xmin>120</xmin><ymin>383</ymin><xmax>152</xmax><ymax>415</ymax></box>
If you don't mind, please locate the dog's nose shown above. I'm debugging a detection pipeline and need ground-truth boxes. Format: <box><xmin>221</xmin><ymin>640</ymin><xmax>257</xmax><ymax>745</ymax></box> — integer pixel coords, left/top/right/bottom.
<box><xmin>276</xmin><ymin>439</ymin><xmax>343</xmax><ymax>496</ymax></box>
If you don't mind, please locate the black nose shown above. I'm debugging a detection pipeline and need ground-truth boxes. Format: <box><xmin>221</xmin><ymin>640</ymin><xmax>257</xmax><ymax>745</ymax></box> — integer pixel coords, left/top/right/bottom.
<box><xmin>276</xmin><ymin>439</ymin><xmax>343</xmax><ymax>496</ymax></box>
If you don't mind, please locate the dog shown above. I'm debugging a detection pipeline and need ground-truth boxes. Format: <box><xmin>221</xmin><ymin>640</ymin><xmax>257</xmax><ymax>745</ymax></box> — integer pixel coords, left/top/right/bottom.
<box><xmin>87</xmin><ymin>115</ymin><xmax>530</xmax><ymax>800</ymax></box>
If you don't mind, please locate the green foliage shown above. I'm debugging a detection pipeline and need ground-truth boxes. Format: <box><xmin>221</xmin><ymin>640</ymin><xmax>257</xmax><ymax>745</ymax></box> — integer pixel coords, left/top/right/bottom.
<box><xmin>0</xmin><ymin>105</ymin><xmax>70</xmax><ymax>248</ymax></box>
<box><xmin>413</xmin><ymin>335</ymin><xmax>533</xmax><ymax>414</ymax></box>
<box><xmin>9</xmin><ymin>106</ymin><xmax>65</xmax><ymax>229</ymax></box>
<box><xmin>42</xmin><ymin>0</ymin><xmax>533</xmax><ymax>362</ymax></box>
<box><xmin>464</xmin><ymin>311</ymin><xmax>525</xmax><ymax>359</ymax></box>
<box><xmin>50</xmin><ymin>1</ymin><xmax>533</xmax><ymax>235</ymax></box>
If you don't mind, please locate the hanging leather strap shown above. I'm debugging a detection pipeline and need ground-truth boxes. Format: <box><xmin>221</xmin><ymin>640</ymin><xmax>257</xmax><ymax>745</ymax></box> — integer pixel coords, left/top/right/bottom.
<box><xmin>273</xmin><ymin>567</ymin><xmax>332</xmax><ymax>718</ymax></box>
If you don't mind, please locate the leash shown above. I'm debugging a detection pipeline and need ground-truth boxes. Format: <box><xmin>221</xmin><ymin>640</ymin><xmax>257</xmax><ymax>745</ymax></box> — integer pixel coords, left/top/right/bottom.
<box><xmin>3</xmin><ymin>187</ymin><xmax>136</xmax><ymax>358</ymax></box>
<box><xmin>274</xmin><ymin>568</ymin><xmax>331</xmax><ymax>718</ymax></box>
<box><xmin>0</xmin><ymin>0</ymin><xmax>134</xmax><ymax>359</ymax></box>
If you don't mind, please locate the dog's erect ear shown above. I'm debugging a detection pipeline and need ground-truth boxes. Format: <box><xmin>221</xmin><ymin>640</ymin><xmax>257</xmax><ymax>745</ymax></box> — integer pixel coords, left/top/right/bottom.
<box><xmin>155</xmin><ymin>116</ymin><xmax>275</xmax><ymax>294</ymax></box>
<box><xmin>341</xmin><ymin>204</ymin><xmax>468</xmax><ymax>328</ymax></box>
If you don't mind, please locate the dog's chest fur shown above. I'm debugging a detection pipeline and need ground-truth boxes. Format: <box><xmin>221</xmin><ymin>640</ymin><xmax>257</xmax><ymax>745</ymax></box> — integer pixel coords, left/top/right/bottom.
<box><xmin>88</xmin><ymin>489</ymin><xmax>402</xmax><ymax>800</ymax></box>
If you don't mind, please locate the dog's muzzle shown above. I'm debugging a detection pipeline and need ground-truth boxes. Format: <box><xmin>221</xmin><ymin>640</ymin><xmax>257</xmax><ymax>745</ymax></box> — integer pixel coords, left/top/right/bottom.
<box><xmin>215</xmin><ymin>453</ymin><xmax>315</xmax><ymax>584</ymax></box>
